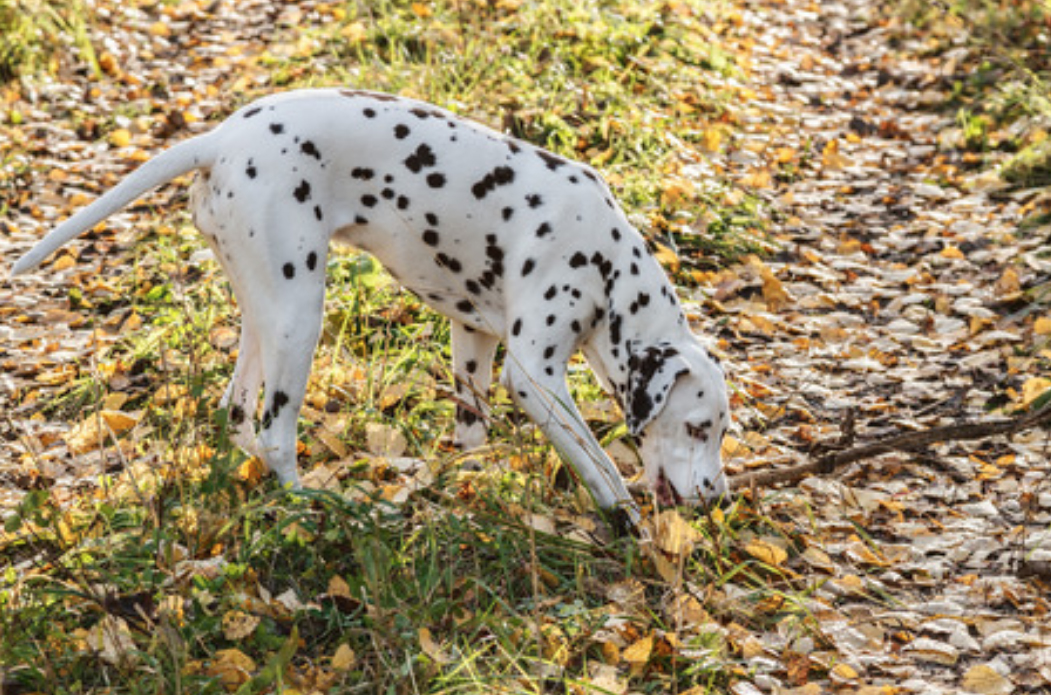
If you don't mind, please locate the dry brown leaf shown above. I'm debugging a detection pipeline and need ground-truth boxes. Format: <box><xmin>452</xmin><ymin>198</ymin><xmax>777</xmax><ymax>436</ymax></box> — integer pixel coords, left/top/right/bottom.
<box><xmin>221</xmin><ymin>609</ymin><xmax>260</xmax><ymax>641</ymax></box>
<box><xmin>744</xmin><ymin>538</ymin><xmax>788</xmax><ymax>566</ymax></box>
<box><xmin>331</xmin><ymin>643</ymin><xmax>357</xmax><ymax>671</ymax></box>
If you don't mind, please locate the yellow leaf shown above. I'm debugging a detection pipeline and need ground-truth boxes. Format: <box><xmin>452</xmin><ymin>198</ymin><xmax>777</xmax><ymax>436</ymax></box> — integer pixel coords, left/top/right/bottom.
<box><xmin>149</xmin><ymin>20</ymin><xmax>171</xmax><ymax>36</ymax></box>
<box><xmin>109</xmin><ymin>129</ymin><xmax>132</xmax><ymax>148</ymax></box>
<box><xmin>51</xmin><ymin>253</ymin><xmax>77</xmax><ymax>271</ymax></box>
<box><xmin>101</xmin><ymin>410</ymin><xmax>138</xmax><ymax>434</ymax></box>
<box><xmin>661</xmin><ymin>179</ymin><xmax>694</xmax><ymax>207</ymax></box>
<box><xmin>328</xmin><ymin>574</ymin><xmax>353</xmax><ymax>600</ymax></box>
<box><xmin>221</xmin><ymin>609</ymin><xmax>260</xmax><ymax>641</ymax></box>
<box><xmin>207</xmin><ymin>648</ymin><xmax>256</xmax><ymax>690</ymax></box>
<box><xmin>701</xmin><ymin>127</ymin><xmax>722</xmax><ymax>153</ymax></box>
<box><xmin>332</xmin><ymin>643</ymin><xmax>357</xmax><ymax>671</ymax></box>
<box><xmin>961</xmin><ymin>664</ymin><xmax>1012</xmax><ymax>695</ymax></box>
<box><xmin>418</xmin><ymin>627</ymin><xmax>452</xmax><ymax>664</ymax></box>
<box><xmin>653</xmin><ymin>509</ymin><xmax>701</xmax><ymax>556</ymax></box>
<box><xmin>411</xmin><ymin>2</ymin><xmax>432</xmax><ymax>17</ymax></box>
<box><xmin>238</xmin><ymin>456</ymin><xmax>267</xmax><ymax>485</ymax></box>
<box><xmin>652</xmin><ymin>243</ymin><xmax>680</xmax><ymax>274</ymax></box>
<box><xmin>744</xmin><ymin>539</ymin><xmax>788</xmax><ymax>566</ymax></box>
<box><xmin>1021</xmin><ymin>377</ymin><xmax>1051</xmax><ymax>408</ymax></box>
<box><xmin>540</xmin><ymin>624</ymin><xmax>570</xmax><ymax>666</ymax></box>
<box><xmin>822</xmin><ymin>138</ymin><xmax>850</xmax><ymax>169</ymax></box>
<box><xmin>622</xmin><ymin>634</ymin><xmax>654</xmax><ymax>673</ymax></box>
<box><xmin>341</xmin><ymin>21</ymin><xmax>368</xmax><ymax>43</ymax></box>
<box><xmin>832</xmin><ymin>662</ymin><xmax>859</xmax><ymax>680</ymax></box>
<box><xmin>1034</xmin><ymin>316</ymin><xmax>1051</xmax><ymax>335</ymax></box>
<box><xmin>940</xmin><ymin>245</ymin><xmax>965</xmax><ymax>260</ymax></box>
<box><xmin>742</xmin><ymin>167</ymin><xmax>772</xmax><ymax>188</ymax></box>
<box><xmin>995</xmin><ymin>267</ymin><xmax>1021</xmax><ymax>298</ymax></box>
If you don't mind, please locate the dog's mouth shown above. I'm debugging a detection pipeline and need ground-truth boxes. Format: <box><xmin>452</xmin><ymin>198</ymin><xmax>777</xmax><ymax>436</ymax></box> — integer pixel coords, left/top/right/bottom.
<box><xmin>655</xmin><ymin>468</ymin><xmax>684</xmax><ymax>507</ymax></box>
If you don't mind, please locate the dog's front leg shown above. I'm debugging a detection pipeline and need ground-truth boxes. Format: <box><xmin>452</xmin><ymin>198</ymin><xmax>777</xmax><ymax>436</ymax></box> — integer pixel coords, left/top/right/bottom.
<box><xmin>501</xmin><ymin>347</ymin><xmax>640</xmax><ymax>529</ymax></box>
<box><xmin>451</xmin><ymin>321</ymin><xmax>499</xmax><ymax>450</ymax></box>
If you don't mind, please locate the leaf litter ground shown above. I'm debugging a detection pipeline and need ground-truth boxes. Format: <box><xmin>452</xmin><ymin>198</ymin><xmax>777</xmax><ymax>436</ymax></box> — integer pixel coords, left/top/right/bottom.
<box><xmin>1</xmin><ymin>0</ymin><xmax>1050</xmax><ymax>692</ymax></box>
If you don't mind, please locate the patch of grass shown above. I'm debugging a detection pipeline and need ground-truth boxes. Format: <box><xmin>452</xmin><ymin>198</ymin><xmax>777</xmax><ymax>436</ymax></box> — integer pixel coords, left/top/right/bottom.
<box><xmin>0</xmin><ymin>0</ymin><xmax>96</xmax><ymax>81</ymax></box>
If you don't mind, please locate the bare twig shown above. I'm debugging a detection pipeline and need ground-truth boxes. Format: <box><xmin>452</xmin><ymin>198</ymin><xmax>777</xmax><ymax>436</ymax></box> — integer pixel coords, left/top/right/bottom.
<box><xmin>729</xmin><ymin>404</ymin><xmax>1051</xmax><ymax>490</ymax></box>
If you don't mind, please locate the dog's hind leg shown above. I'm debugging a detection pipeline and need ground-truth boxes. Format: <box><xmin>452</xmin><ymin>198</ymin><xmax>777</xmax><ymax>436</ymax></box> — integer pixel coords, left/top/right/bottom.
<box><xmin>451</xmin><ymin>321</ymin><xmax>499</xmax><ymax>450</ymax></box>
<box><xmin>251</xmin><ymin>270</ymin><xmax>327</xmax><ymax>489</ymax></box>
<box><xmin>219</xmin><ymin>320</ymin><xmax>263</xmax><ymax>457</ymax></box>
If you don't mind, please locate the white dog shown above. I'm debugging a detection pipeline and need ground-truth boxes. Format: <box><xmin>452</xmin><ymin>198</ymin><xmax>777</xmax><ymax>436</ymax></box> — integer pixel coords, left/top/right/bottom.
<box><xmin>12</xmin><ymin>89</ymin><xmax>730</xmax><ymax>528</ymax></box>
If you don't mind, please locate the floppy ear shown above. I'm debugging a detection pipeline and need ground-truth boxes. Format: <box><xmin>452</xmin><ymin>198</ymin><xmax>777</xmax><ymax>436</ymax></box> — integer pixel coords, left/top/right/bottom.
<box><xmin>624</xmin><ymin>343</ymin><xmax>690</xmax><ymax>435</ymax></box>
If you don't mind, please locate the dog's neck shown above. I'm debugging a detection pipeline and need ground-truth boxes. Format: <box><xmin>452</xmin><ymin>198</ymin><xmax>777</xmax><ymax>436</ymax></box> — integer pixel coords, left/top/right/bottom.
<box><xmin>584</xmin><ymin>237</ymin><xmax>689</xmax><ymax>401</ymax></box>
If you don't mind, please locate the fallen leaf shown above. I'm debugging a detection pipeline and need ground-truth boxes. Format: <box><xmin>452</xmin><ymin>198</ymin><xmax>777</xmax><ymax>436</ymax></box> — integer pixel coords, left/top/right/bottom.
<box><xmin>221</xmin><ymin>609</ymin><xmax>260</xmax><ymax>641</ymax></box>
<box><xmin>419</xmin><ymin>627</ymin><xmax>452</xmax><ymax>664</ymax></box>
<box><xmin>744</xmin><ymin>539</ymin><xmax>788</xmax><ymax>566</ymax></box>
<box><xmin>331</xmin><ymin>643</ymin><xmax>357</xmax><ymax>671</ymax></box>
<box><xmin>653</xmin><ymin>509</ymin><xmax>702</xmax><ymax>556</ymax></box>
<box><xmin>961</xmin><ymin>663</ymin><xmax>1012</xmax><ymax>695</ymax></box>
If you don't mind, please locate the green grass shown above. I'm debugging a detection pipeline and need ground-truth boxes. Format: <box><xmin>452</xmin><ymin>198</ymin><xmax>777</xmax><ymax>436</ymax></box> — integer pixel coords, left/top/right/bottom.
<box><xmin>0</xmin><ymin>0</ymin><xmax>96</xmax><ymax>81</ymax></box>
<box><xmin>0</xmin><ymin>0</ymin><xmax>796</xmax><ymax>691</ymax></box>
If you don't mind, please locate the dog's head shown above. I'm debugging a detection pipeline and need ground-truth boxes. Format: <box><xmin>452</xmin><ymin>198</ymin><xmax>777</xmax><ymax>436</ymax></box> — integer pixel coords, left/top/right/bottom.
<box><xmin>624</xmin><ymin>340</ymin><xmax>729</xmax><ymax>506</ymax></box>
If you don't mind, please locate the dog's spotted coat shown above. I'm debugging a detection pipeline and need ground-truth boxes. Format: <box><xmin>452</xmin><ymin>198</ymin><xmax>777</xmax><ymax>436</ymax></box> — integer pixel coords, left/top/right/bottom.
<box><xmin>12</xmin><ymin>89</ymin><xmax>730</xmax><ymax>527</ymax></box>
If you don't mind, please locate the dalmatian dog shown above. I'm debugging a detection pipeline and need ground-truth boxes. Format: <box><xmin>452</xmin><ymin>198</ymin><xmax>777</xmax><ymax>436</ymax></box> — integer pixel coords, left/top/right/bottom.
<box><xmin>12</xmin><ymin>89</ymin><xmax>730</xmax><ymax>529</ymax></box>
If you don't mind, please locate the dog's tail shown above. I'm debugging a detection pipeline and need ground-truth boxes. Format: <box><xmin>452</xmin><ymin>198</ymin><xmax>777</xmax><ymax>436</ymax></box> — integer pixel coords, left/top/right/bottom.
<box><xmin>11</xmin><ymin>131</ymin><xmax>219</xmax><ymax>276</ymax></box>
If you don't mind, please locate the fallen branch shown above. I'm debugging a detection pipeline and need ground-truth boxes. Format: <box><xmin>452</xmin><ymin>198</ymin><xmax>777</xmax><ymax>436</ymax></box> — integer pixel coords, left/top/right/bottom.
<box><xmin>728</xmin><ymin>404</ymin><xmax>1051</xmax><ymax>490</ymax></box>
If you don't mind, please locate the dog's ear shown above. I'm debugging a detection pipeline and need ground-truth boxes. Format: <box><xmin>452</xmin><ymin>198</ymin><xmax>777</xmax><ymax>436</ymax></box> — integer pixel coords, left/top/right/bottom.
<box><xmin>624</xmin><ymin>343</ymin><xmax>690</xmax><ymax>435</ymax></box>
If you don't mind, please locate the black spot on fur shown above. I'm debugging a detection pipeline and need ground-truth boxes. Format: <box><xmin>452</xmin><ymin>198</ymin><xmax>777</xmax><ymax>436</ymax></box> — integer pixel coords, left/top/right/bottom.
<box><xmin>364</xmin><ymin>108</ymin><xmax>376</xmax><ymax>118</ymax></box>
<box><xmin>543</xmin><ymin>346</ymin><xmax>555</xmax><ymax>360</ymax></box>
<box><xmin>283</xmin><ymin>263</ymin><xmax>295</xmax><ymax>279</ymax></box>
<box><xmin>423</xmin><ymin>230</ymin><xmax>439</xmax><ymax>246</ymax></box>
<box><xmin>243</xmin><ymin>107</ymin><xmax>262</xmax><ymax>119</ymax></box>
<box><xmin>502</xmin><ymin>207</ymin><xmax>514</xmax><ymax>221</ymax></box>
<box><xmin>301</xmin><ymin>141</ymin><xmax>321</xmax><ymax>160</ymax></box>
<box><xmin>544</xmin><ymin>285</ymin><xmax>557</xmax><ymax>300</ymax></box>
<box><xmin>537</xmin><ymin>150</ymin><xmax>567</xmax><ymax>170</ymax></box>
<box><xmin>397</xmin><ymin>196</ymin><xmax>410</xmax><ymax>210</ymax></box>
<box><xmin>526</xmin><ymin>194</ymin><xmax>543</xmax><ymax>208</ymax></box>
<box><xmin>536</xmin><ymin>222</ymin><xmax>552</xmax><ymax>238</ymax></box>
<box><xmin>351</xmin><ymin>167</ymin><xmax>375</xmax><ymax>180</ymax></box>
<box><xmin>465</xmin><ymin>279</ymin><xmax>481</xmax><ymax>295</ymax></box>
<box><xmin>405</xmin><ymin>144</ymin><xmax>437</xmax><ymax>173</ymax></box>
<box><xmin>270</xmin><ymin>123</ymin><xmax>285</xmax><ymax>135</ymax></box>
<box><xmin>427</xmin><ymin>173</ymin><xmax>446</xmax><ymax>188</ymax></box>
<box><xmin>456</xmin><ymin>299</ymin><xmax>474</xmax><ymax>313</ymax></box>
<box><xmin>381</xmin><ymin>188</ymin><xmax>395</xmax><ymax>199</ymax></box>
<box><xmin>466</xmin><ymin>359</ymin><xmax>478</xmax><ymax>374</ymax></box>
<box><xmin>512</xmin><ymin>319</ymin><xmax>522</xmax><ymax>336</ymax></box>
<box><xmin>436</xmin><ymin>254</ymin><xmax>462</xmax><ymax>273</ymax></box>
<box><xmin>569</xmin><ymin>252</ymin><xmax>587</xmax><ymax>268</ymax></box>
<box><xmin>571</xmin><ymin>320</ymin><xmax>582</xmax><ymax>333</ymax></box>
<box><xmin>314</xmin><ymin>205</ymin><xmax>323</xmax><ymax>221</ymax></box>
<box><xmin>521</xmin><ymin>259</ymin><xmax>535</xmax><ymax>276</ymax></box>
<box><xmin>246</xmin><ymin>161</ymin><xmax>257</xmax><ymax>179</ymax></box>
<box><xmin>426</xmin><ymin>212</ymin><xmax>439</xmax><ymax>226</ymax></box>
<box><xmin>306</xmin><ymin>252</ymin><xmax>318</xmax><ymax>271</ymax></box>
<box><xmin>361</xmin><ymin>194</ymin><xmax>378</xmax><ymax>208</ymax></box>
<box><xmin>611</xmin><ymin>228</ymin><xmax>622</xmax><ymax>241</ymax></box>
<box><xmin>294</xmin><ymin>180</ymin><xmax>311</xmax><ymax>203</ymax></box>
<box><xmin>471</xmin><ymin>166</ymin><xmax>516</xmax><ymax>200</ymax></box>
<box><xmin>546</xmin><ymin>315</ymin><xmax>556</xmax><ymax>326</ymax></box>
<box><xmin>230</xmin><ymin>404</ymin><xmax>246</xmax><ymax>424</ymax></box>
<box><xmin>394</xmin><ymin>124</ymin><xmax>411</xmax><ymax>139</ymax></box>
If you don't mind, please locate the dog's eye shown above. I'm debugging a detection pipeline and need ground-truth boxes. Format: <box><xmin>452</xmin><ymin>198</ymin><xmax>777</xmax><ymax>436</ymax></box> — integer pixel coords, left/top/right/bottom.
<box><xmin>685</xmin><ymin>421</ymin><xmax>711</xmax><ymax>442</ymax></box>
